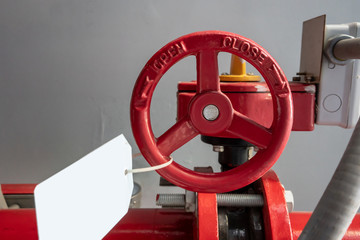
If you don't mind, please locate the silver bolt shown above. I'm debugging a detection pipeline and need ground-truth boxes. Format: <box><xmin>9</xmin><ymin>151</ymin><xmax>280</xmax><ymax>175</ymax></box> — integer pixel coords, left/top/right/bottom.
<box><xmin>203</xmin><ymin>104</ymin><xmax>219</xmax><ymax>121</ymax></box>
<box><xmin>156</xmin><ymin>193</ymin><xmax>185</xmax><ymax>207</ymax></box>
<box><xmin>8</xmin><ymin>204</ymin><xmax>20</xmax><ymax>209</ymax></box>
<box><xmin>285</xmin><ymin>190</ymin><xmax>294</xmax><ymax>212</ymax></box>
<box><xmin>156</xmin><ymin>193</ymin><xmax>264</xmax><ymax>207</ymax></box>
<box><xmin>217</xmin><ymin>194</ymin><xmax>264</xmax><ymax>207</ymax></box>
<box><xmin>157</xmin><ymin>191</ymin><xmax>294</xmax><ymax>211</ymax></box>
<box><xmin>130</xmin><ymin>182</ymin><xmax>141</xmax><ymax>208</ymax></box>
<box><xmin>213</xmin><ymin>145</ymin><xmax>225</xmax><ymax>152</ymax></box>
<box><xmin>185</xmin><ymin>190</ymin><xmax>196</xmax><ymax>212</ymax></box>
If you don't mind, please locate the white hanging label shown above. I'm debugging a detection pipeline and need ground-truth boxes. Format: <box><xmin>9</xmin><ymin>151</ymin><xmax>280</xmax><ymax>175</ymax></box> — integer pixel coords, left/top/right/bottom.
<box><xmin>34</xmin><ymin>134</ymin><xmax>133</xmax><ymax>240</ymax></box>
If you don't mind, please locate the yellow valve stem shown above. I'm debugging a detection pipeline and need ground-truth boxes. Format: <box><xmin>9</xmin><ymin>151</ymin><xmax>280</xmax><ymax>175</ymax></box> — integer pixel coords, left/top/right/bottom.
<box><xmin>230</xmin><ymin>55</ymin><xmax>246</xmax><ymax>75</ymax></box>
<box><xmin>220</xmin><ymin>55</ymin><xmax>261</xmax><ymax>82</ymax></box>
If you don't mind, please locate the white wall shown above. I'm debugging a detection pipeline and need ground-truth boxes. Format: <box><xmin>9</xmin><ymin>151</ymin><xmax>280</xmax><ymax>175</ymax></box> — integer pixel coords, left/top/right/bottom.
<box><xmin>0</xmin><ymin>0</ymin><xmax>358</xmax><ymax>210</ymax></box>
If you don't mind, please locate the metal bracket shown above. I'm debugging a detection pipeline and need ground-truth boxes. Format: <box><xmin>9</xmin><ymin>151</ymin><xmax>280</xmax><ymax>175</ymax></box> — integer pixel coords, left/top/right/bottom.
<box><xmin>294</xmin><ymin>15</ymin><xmax>326</xmax><ymax>83</ymax></box>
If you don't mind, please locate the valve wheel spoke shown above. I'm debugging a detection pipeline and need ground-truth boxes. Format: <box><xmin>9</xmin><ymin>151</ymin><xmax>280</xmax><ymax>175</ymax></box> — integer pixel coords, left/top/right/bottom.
<box><xmin>157</xmin><ymin>116</ymin><xmax>199</xmax><ymax>156</ymax></box>
<box><xmin>196</xmin><ymin>50</ymin><xmax>220</xmax><ymax>93</ymax></box>
<box><xmin>226</xmin><ymin>111</ymin><xmax>272</xmax><ymax>149</ymax></box>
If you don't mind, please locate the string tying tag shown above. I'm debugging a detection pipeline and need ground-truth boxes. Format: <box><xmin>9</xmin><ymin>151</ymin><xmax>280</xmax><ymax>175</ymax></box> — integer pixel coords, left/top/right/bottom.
<box><xmin>125</xmin><ymin>155</ymin><xmax>174</xmax><ymax>175</ymax></box>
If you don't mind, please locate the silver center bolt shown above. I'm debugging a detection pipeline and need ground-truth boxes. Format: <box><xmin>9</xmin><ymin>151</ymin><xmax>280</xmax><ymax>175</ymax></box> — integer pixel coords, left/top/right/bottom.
<box><xmin>203</xmin><ymin>104</ymin><xmax>219</xmax><ymax>121</ymax></box>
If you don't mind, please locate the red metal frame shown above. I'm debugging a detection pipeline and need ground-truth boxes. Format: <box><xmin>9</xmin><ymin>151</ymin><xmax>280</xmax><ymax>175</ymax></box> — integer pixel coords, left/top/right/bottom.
<box><xmin>130</xmin><ymin>31</ymin><xmax>293</xmax><ymax>193</ymax></box>
<box><xmin>261</xmin><ymin>170</ymin><xmax>293</xmax><ymax>240</ymax></box>
<box><xmin>197</xmin><ymin>193</ymin><xmax>218</xmax><ymax>240</ymax></box>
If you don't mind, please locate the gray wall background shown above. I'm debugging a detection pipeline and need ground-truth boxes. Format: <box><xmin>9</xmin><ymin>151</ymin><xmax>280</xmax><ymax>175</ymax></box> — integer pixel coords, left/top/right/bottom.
<box><xmin>0</xmin><ymin>0</ymin><xmax>358</xmax><ymax>210</ymax></box>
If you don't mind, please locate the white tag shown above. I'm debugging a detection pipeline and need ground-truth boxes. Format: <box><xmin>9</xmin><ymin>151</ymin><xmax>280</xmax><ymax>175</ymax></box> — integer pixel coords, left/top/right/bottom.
<box><xmin>34</xmin><ymin>134</ymin><xmax>133</xmax><ymax>240</ymax></box>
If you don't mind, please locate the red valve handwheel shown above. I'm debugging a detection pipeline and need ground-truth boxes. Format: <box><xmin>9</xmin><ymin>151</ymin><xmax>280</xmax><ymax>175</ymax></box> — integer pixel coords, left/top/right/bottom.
<box><xmin>131</xmin><ymin>31</ymin><xmax>293</xmax><ymax>193</ymax></box>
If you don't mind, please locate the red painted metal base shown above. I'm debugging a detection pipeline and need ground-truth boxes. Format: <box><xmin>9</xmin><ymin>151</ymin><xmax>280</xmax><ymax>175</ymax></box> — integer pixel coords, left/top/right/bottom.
<box><xmin>1</xmin><ymin>171</ymin><xmax>360</xmax><ymax>240</ymax></box>
<box><xmin>0</xmin><ymin>209</ymin><xmax>195</xmax><ymax>240</ymax></box>
<box><xmin>2</xmin><ymin>208</ymin><xmax>359</xmax><ymax>240</ymax></box>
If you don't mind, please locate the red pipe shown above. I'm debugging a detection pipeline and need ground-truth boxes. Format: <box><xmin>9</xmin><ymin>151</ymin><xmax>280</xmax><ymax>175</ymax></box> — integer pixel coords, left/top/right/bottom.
<box><xmin>0</xmin><ymin>209</ymin><xmax>195</xmax><ymax>240</ymax></box>
<box><xmin>104</xmin><ymin>209</ymin><xmax>195</xmax><ymax>240</ymax></box>
<box><xmin>2</xmin><ymin>208</ymin><xmax>360</xmax><ymax>239</ymax></box>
